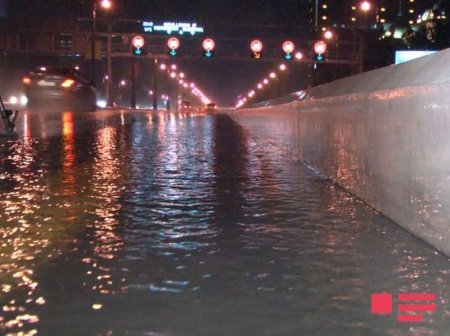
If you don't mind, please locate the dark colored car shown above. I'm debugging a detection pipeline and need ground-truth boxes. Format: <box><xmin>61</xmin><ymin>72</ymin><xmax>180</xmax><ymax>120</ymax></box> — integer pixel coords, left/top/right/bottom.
<box><xmin>23</xmin><ymin>67</ymin><xmax>97</xmax><ymax>111</ymax></box>
<box><xmin>180</xmin><ymin>100</ymin><xmax>192</xmax><ymax>110</ymax></box>
<box><xmin>205</xmin><ymin>102</ymin><xmax>217</xmax><ymax>113</ymax></box>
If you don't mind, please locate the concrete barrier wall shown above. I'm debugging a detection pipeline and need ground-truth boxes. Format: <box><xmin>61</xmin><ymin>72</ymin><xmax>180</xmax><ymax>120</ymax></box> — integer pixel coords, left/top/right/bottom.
<box><xmin>229</xmin><ymin>48</ymin><xmax>450</xmax><ymax>256</ymax></box>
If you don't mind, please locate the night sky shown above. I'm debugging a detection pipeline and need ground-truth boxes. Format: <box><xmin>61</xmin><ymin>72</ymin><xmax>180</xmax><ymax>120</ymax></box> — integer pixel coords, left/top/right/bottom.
<box><xmin>8</xmin><ymin>0</ymin><xmax>310</xmax><ymax>25</ymax></box>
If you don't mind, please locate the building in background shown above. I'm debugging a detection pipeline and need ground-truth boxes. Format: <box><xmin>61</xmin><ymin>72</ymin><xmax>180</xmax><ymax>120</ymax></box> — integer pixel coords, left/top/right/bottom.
<box><xmin>310</xmin><ymin>0</ymin><xmax>438</xmax><ymax>30</ymax></box>
<box><xmin>0</xmin><ymin>0</ymin><xmax>9</xmax><ymax>19</ymax></box>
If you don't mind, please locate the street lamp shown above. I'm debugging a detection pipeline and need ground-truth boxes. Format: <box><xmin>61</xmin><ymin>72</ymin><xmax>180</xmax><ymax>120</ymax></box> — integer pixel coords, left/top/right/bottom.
<box><xmin>359</xmin><ymin>1</ymin><xmax>372</xmax><ymax>29</ymax></box>
<box><xmin>360</xmin><ymin>1</ymin><xmax>371</xmax><ymax>12</ymax></box>
<box><xmin>91</xmin><ymin>0</ymin><xmax>112</xmax><ymax>87</ymax></box>
<box><xmin>323</xmin><ymin>30</ymin><xmax>334</xmax><ymax>40</ymax></box>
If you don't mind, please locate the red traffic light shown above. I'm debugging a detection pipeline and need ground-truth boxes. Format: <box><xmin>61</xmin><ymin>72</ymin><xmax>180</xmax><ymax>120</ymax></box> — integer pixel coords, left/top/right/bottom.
<box><xmin>131</xmin><ymin>35</ymin><xmax>145</xmax><ymax>56</ymax></box>
<box><xmin>313</xmin><ymin>40</ymin><xmax>327</xmax><ymax>55</ymax></box>
<box><xmin>250</xmin><ymin>39</ymin><xmax>263</xmax><ymax>53</ymax></box>
<box><xmin>202</xmin><ymin>38</ymin><xmax>215</xmax><ymax>51</ymax></box>
<box><xmin>132</xmin><ymin>35</ymin><xmax>145</xmax><ymax>49</ymax></box>
<box><xmin>167</xmin><ymin>37</ymin><xmax>180</xmax><ymax>50</ymax></box>
<box><xmin>250</xmin><ymin>39</ymin><xmax>263</xmax><ymax>59</ymax></box>
<box><xmin>282</xmin><ymin>40</ymin><xmax>295</xmax><ymax>54</ymax></box>
<box><xmin>167</xmin><ymin>37</ymin><xmax>181</xmax><ymax>57</ymax></box>
<box><xmin>202</xmin><ymin>38</ymin><xmax>215</xmax><ymax>58</ymax></box>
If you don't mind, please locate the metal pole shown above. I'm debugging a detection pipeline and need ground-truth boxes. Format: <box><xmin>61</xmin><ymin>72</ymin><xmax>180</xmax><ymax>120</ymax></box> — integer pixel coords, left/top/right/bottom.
<box><xmin>352</xmin><ymin>29</ymin><xmax>365</xmax><ymax>73</ymax></box>
<box><xmin>359</xmin><ymin>34</ymin><xmax>365</xmax><ymax>73</ymax></box>
<box><xmin>153</xmin><ymin>58</ymin><xmax>158</xmax><ymax>110</ymax></box>
<box><xmin>106</xmin><ymin>22</ymin><xmax>113</xmax><ymax>107</ymax></box>
<box><xmin>314</xmin><ymin>0</ymin><xmax>318</xmax><ymax>31</ymax></box>
<box><xmin>308</xmin><ymin>0</ymin><xmax>319</xmax><ymax>88</ymax></box>
<box><xmin>91</xmin><ymin>2</ymin><xmax>96</xmax><ymax>86</ymax></box>
<box><xmin>130</xmin><ymin>57</ymin><xmax>136</xmax><ymax>109</ymax></box>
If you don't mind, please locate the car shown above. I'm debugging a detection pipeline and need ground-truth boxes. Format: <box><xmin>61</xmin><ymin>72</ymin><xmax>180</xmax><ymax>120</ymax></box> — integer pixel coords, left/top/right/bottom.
<box><xmin>23</xmin><ymin>67</ymin><xmax>97</xmax><ymax>111</ymax></box>
<box><xmin>180</xmin><ymin>100</ymin><xmax>192</xmax><ymax>111</ymax></box>
<box><xmin>205</xmin><ymin>102</ymin><xmax>217</xmax><ymax>113</ymax></box>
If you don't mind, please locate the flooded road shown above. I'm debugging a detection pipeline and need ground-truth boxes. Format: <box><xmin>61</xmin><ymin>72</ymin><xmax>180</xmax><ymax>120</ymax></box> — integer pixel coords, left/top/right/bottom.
<box><xmin>0</xmin><ymin>109</ymin><xmax>449</xmax><ymax>335</ymax></box>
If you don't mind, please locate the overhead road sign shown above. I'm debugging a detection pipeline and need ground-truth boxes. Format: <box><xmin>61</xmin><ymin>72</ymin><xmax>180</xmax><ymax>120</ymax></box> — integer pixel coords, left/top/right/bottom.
<box><xmin>143</xmin><ymin>21</ymin><xmax>205</xmax><ymax>36</ymax></box>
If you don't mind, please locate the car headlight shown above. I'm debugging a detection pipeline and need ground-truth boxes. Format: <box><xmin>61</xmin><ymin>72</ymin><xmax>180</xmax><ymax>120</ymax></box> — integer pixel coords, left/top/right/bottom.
<box><xmin>20</xmin><ymin>95</ymin><xmax>28</xmax><ymax>106</ymax></box>
<box><xmin>9</xmin><ymin>96</ymin><xmax>18</xmax><ymax>105</ymax></box>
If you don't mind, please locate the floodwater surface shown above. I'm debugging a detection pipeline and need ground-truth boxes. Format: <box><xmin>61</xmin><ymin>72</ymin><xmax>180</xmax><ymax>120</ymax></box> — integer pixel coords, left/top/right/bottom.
<box><xmin>0</xmin><ymin>109</ymin><xmax>449</xmax><ymax>335</ymax></box>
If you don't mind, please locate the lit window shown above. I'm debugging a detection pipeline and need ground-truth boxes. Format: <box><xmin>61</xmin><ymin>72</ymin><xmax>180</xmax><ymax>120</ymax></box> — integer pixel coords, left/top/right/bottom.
<box><xmin>409</xmin><ymin>9</ymin><xmax>414</xmax><ymax>14</ymax></box>
<box><xmin>322</xmin><ymin>16</ymin><xmax>327</xmax><ymax>20</ymax></box>
<box><xmin>380</xmin><ymin>19</ymin><xmax>386</xmax><ymax>23</ymax></box>
<box><xmin>352</xmin><ymin>6</ymin><xmax>356</xmax><ymax>10</ymax></box>
<box><xmin>351</xmin><ymin>17</ymin><xmax>356</xmax><ymax>22</ymax></box>
<box><xmin>322</xmin><ymin>4</ymin><xmax>328</xmax><ymax>9</ymax></box>
<box><xmin>380</xmin><ymin>7</ymin><xmax>386</xmax><ymax>12</ymax></box>
<box><xmin>409</xmin><ymin>20</ymin><xmax>414</xmax><ymax>24</ymax></box>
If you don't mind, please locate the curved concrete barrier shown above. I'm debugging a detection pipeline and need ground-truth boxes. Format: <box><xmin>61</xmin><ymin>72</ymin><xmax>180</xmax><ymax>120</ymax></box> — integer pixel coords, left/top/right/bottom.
<box><xmin>230</xmin><ymin>48</ymin><xmax>450</xmax><ymax>256</ymax></box>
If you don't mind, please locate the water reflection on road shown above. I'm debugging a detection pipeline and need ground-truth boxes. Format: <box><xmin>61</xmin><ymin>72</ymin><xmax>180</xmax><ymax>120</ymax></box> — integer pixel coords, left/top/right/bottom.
<box><xmin>0</xmin><ymin>109</ymin><xmax>449</xmax><ymax>335</ymax></box>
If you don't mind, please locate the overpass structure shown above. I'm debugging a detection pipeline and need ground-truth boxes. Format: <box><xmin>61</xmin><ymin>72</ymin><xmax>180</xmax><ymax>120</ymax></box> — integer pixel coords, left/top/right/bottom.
<box><xmin>0</xmin><ymin>18</ymin><xmax>364</xmax><ymax>71</ymax></box>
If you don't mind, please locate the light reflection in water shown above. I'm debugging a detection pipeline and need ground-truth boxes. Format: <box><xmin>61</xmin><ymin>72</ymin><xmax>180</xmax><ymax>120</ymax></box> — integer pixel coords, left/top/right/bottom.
<box><xmin>0</xmin><ymin>110</ymin><xmax>448</xmax><ymax>335</ymax></box>
<box><xmin>83</xmin><ymin>124</ymin><xmax>126</xmax><ymax>296</ymax></box>
<box><xmin>0</xmin><ymin>126</ymin><xmax>46</xmax><ymax>331</ymax></box>
<box><xmin>61</xmin><ymin>112</ymin><xmax>76</xmax><ymax>193</ymax></box>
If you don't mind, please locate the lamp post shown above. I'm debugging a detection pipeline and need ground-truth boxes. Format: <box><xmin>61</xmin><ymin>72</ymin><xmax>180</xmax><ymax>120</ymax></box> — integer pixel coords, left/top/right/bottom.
<box><xmin>105</xmin><ymin>22</ymin><xmax>113</xmax><ymax>107</ymax></box>
<box><xmin>130</xmin><ymin>57</ymin><xmax>136</xmax><ymax>109</ymax></box>
<box><xmin>91</xmin><ymin>2</ymin><xmax>97</xmax><ymax>86</ymax></box>
<box><xmin>359</xmin><ymin>0</ymin><xmax>372</xmax><ymax>30</ymax></box>
<box><xmin>153</xmin><ymin>58</ymin><xmax>158</xmax><ymax>110</ymax></box>
<box><xmin>91</xmin><ymin>0</ymin><xmax>112</xmax><ymax>87</ymax></box>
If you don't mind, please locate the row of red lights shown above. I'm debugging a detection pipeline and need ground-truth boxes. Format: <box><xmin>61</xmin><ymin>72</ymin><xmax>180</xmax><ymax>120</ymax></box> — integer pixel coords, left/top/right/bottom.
<box><xmin>157</xmin><ymin>63</ymin><xmax>212</xmax><ymax>105</ymax></box>
<box><xmin>133</xmin><ymin>36</ymin><xmax>331</xmax><ymax>55</ymax></box>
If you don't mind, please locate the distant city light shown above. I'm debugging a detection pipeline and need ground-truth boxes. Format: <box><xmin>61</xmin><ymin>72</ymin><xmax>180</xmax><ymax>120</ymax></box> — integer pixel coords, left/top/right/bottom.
<box><xmin>324</xmin><ymin>30</ymin><xmax>333</xmax><ymax>40</ymax></box>
<box><xmin>100</xmin><ymin>0</ymin><xmax>112</xmax><ymax>9</ymax></box>
<box><xmin>360</xmin><ymin>1</ymin><xmax>371</xmax><ymax>12</ymax></box>
<box><xmin>295</xmin><ymin>52</ymin><xmax>304</xmax><ymax>60</ymax></box>
<box><xmin>279</xmin><ymin>64</ymin><xmax>287</xmax><ymax>71</ymax></box>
